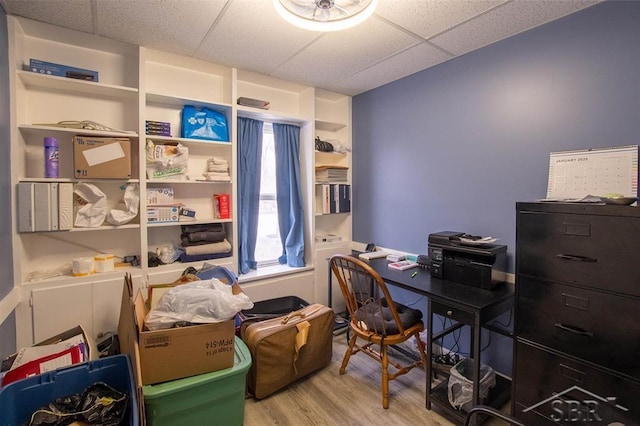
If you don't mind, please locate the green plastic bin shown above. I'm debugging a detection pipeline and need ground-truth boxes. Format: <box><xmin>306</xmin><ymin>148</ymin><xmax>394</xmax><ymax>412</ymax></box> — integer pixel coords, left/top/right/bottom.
<box><xmin>143</xmin><ymin>336</ymin><xmax>251</xmax><ymax>426</ymax></box>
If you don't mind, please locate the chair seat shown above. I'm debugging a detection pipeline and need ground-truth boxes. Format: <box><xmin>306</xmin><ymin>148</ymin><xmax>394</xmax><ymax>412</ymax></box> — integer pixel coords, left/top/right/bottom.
<box><xmin>354</xmin><ymin>298</ymin><xmax>422</xmax><ymax>335</ymax></box>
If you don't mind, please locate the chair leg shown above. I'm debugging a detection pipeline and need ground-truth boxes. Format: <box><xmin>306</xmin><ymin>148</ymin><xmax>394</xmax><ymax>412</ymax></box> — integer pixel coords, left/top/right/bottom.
<box><xmin>340</xmin><ymin>334</ymin><xmax>358</xmax><ymax>375</ymax></box>
<box><xmin>415</xmin><ymin>334</ymin><xmax>428</xmax><ymax>370</ymax></box>
<box><xmin>381</xmin><ymin>344</ymin><xmax>389</xmax><ymax>409</ymax></box>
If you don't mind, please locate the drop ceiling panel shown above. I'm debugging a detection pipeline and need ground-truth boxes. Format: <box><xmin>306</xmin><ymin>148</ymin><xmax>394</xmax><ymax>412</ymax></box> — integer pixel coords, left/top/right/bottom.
<box><xmin>274</xmin><ymin>16</ymin><xmax>420</xmax><ymax>91</ymax></box>
<box><xmin>0</xmin><ymin>0</ymin><xmax>604</xmax><ymax>96</ymax></box>
<box><xmin>2</xmin><ymin>0</ymin><xmax>94</xmax><ymax>33</ymax></box>
<box><xmin>330</xmin><ymin>42</ymin><xmax>454</xmax><ymax>95</ymax></box>
<box><xmin>430</xmin><ymin>0</ymin><xmax>602</xmax><ymax>56</ymax></box>
<box><xmin>96</xmin><ymin>0</ymin><xmax>226</xmax><ymax>56</ymax></box>
<box><xmin>196</xmin><ymin>0</ymin><xmax>321</xmax><ymax>74</ymax></box>
<box><xmin>376</xmin><ymin>0</ymin><xmax>507</xmax><ymax>40</ymax></box>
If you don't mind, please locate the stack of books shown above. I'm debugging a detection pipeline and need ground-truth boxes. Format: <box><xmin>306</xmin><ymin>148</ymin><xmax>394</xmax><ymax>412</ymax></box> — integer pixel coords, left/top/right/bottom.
<box><xmin>318</xmin><ymin>183</ymin><xmax>351</xmax><ymax>214</ymax></box>
<box><xmin>146</xmin><ymin>120</ymin><xmax>172</xmax><ymax>136</ymax></box>
<box><xmin>315</xmin><ymin>166</ymin><xmax>348</xmax><ymax>182</ymax></box>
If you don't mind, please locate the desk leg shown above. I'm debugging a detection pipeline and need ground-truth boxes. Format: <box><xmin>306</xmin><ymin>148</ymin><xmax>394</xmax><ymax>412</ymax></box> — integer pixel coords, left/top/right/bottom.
<box><xmin>327</xmin><ymin>258</ymin><xmax>332</xmax><ymax>308</ymax></box>
<box><xmin>426</xmin><ymin>298</ymin><xmax>433</xmax><ymax>410</ymax></box>
<box><xmin>472</xmin><ymin>312</ymin><xmax>481</xmax><ymax>407</ymax></box>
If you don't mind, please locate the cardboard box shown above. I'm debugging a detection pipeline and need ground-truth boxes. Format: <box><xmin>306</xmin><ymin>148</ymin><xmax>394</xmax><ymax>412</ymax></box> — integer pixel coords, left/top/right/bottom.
<box><xmin>28</xmin><ymin>59</ymin><xmax>99</xmax><ymax>81</ymax></box>
<box><xmin>214</xmin><ymin>193</ymin><xmax>230</xmax><ymax>219</ymax></box>
<box><xmin>73</xmin><ymin>136</ymin><xmax>131</xmax><ymax>179</ymax></box>
<box><xmin>118</xmin><ymin>274</ymin><xmax>236</xmax><ymax>386</ymax></box>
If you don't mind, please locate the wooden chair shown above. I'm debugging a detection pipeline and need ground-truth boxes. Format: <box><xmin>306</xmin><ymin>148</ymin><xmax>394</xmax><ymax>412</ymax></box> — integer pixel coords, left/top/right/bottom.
<box><xmin>329</xmin><ymin>254</ymin><xmax>428</xmax><ymax>408</ymax></box>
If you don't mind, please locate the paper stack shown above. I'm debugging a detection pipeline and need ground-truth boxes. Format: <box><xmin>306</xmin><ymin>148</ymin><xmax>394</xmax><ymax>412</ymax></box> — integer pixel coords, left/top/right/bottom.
<box><xmin>315</xmin><ymin>166</ymin><xmax>348</xmax><ymax>182</ymax></box>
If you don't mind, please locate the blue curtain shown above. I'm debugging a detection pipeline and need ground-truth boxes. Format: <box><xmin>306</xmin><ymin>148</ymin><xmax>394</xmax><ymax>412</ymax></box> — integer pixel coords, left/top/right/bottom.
<box><xmin>237</xmin><ymin>117</ymin><xmax>263</xmax><ymax>274</ymax></box>
<box><xmin>273</xmin><ymin>123</ymin><xmax>305</xmax><ymax>267</ymax></box>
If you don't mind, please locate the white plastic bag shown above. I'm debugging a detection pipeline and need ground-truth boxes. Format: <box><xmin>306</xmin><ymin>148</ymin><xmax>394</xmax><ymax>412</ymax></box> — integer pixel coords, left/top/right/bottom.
<box><xmin>447</xmin><ymin>358</ymin><xmax>496</xmax><ymax>411</ymax></box>
<box><xmin>74</xmin><ymin>183</ymin><xmax>107</xmax><ymax>227</ymax></box>
<box><xmin>107</xmin><ymin>183</ymin><xmax>139</xmax><ymax>225</ymax></box>
<box><xmin>144</xmin><ymin>278</ymin><xmax>254</xmax><ymax>330</ymax></box>
<box><xmin>145</xmin><ymin>140</ymin><xmax>189</xmax><ymax>179</ymax></box>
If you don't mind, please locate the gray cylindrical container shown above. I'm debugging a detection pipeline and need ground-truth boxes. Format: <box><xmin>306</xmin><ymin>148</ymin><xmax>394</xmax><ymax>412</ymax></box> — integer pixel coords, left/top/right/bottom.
<box><xmin>44</xmin><ymin>137</ymin><xmax>59</xmax><ymax>178</ymax></box>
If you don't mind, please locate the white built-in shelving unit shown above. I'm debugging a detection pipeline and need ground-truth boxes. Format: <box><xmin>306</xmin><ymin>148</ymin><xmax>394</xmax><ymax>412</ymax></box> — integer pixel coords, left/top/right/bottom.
<box><xmin>7</xmin><ymin>16</ymin><xmax>352</xmax><ymax>347</ymax></box>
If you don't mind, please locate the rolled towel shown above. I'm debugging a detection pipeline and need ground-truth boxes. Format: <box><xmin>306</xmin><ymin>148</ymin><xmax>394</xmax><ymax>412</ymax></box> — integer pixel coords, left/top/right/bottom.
<box><xmin>184</xmin><ymin>239</ymin><xmax>232</xmax><ymax>256</ymax></box>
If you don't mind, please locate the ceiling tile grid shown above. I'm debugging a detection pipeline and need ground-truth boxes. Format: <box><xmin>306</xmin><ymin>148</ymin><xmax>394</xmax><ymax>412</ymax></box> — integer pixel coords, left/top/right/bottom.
<box><xmin>375</xmin><ymin>0</ymin><xmax>507</xmax><ymax>40</ymax></box>
<box><xmin>196</xmin><ymin>0</ymin><xmax>322</xmax><ymax>74</ymax></box>
<box><xmin>0</xmin><ymin>0</ymin><xmax>603</xmax><ymax>95</ymax></box>
<box><xmin>95</xmin><ymin>0</ymin><xmax>226</xmax><ymax>56</ymax></box>
<box><xmin>1</xmin><ymin>0</ymin><xmax>94</xmax><ymax>33</ymax></box>
<box><xmin>429</xmin><ymin>0</ymin><xmax>602</xmax><ymax>56</ymax></box>
<box><xmin>272</xmin><ymin>16</ymin><xmax>421</xmax><ymax>90</ymax></box>
<box><xmin>329</xmin><ymin>42</ymin><xmax>455</xmax><ymax>95</ymax></box>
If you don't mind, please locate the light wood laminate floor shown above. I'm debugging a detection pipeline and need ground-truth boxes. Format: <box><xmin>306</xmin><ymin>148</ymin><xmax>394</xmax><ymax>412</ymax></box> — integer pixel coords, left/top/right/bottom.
<box><xmin>244</xmin><ymin>332</ymin><xmax>510</xmax><ymax>425</ymax></box>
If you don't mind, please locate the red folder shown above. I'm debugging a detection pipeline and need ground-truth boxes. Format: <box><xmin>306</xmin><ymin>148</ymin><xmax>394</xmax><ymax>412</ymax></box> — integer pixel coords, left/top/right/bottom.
<box><xmin>1</xmin><ymin>345</ymin><xmax>82</xmax><ymax>386</ymax></box>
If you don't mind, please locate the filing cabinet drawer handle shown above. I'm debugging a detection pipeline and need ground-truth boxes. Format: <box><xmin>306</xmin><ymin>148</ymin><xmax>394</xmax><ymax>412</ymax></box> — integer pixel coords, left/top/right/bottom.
<box><xmin>554</xmin><ymin>323</ymin><xmax>594</xmax><ymax>338</ymax></box>
<box><xmin>556</xmin><ymin>253</ymin><xmax>597</xmax><ymax>263</ymax></box>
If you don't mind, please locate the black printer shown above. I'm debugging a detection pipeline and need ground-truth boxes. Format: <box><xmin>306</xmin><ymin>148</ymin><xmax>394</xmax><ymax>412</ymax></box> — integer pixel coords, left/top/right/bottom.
<box><xmin>427</xmin><ymin>231</ymin><xmax>507</xmax><ymax>289</ymax></box>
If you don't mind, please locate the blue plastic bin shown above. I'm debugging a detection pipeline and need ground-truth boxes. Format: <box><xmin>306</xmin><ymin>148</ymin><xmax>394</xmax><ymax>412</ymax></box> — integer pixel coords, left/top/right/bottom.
<box><xmin>0</xmin><ymin>354</ymin><xmax>138</xmax><ymax>426</ymax></box>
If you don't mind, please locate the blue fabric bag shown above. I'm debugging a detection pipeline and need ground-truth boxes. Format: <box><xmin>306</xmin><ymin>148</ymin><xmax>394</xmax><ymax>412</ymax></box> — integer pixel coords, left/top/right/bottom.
<box><xmin>181</xmin><ymin>105</ymin><xmax>229</xmax><ymax>141</ymax></box>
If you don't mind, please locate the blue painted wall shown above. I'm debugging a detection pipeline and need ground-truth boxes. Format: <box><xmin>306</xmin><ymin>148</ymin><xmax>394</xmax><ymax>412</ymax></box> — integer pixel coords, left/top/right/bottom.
<box><xmin>353</xmin><ymin>1</ymin><xmax>640</xmax><ymax>273</ymax></box>
<box><xmin>352</xmin><ymin>1</ymin><xmax>640</xmax><ymax>375</ymax></box>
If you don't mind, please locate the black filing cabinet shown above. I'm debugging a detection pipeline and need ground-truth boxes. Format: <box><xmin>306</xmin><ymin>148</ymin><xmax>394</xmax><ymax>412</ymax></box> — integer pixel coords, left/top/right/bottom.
<box><xmin>513</xmin><ymin>202</ymin><xmax>640</xmax><ymax>425</ymax></box>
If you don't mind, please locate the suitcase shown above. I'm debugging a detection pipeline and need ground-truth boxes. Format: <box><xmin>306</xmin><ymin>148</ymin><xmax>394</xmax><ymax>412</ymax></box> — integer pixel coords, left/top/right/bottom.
<box><xmin>241</xmin><ymin>303</ymin><xmax>334</xmax><ymax>399</ymax></box>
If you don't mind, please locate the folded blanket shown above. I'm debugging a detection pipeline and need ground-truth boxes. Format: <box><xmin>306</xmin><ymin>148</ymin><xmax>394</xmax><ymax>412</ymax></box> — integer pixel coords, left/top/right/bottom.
<box><xmin>179</xmin><ymin>252</ymin><xmax>232</xmax><ymax>263</ymax></box>
<box><xmin>181</xmin><ymin>230</ymin><xmax>226</xmax><ymax>245</ymax></box>
<box><xmin>207</xmin><ymin>164</ymin><xmax>229</xmax><ymax>173</ymax></box>
<box><xmin>184</xmin><ymin>239</ymin><xmax>232</xmax><ymax>256</ymax></box>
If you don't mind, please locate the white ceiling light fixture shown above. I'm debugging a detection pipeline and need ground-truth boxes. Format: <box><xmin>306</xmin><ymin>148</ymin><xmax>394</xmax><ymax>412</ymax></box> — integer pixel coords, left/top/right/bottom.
<box><xmin>274</xmin><ymin>0</ymin><xmax>378</xmax><ymax>32</ymax></box>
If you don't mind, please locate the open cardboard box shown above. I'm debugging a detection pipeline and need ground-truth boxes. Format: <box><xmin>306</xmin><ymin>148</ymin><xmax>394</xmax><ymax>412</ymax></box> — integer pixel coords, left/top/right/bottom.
<box><xmin>118</xmin><ymin>273</ymin><xmax>236</xmax><ymax>389</ymax></box>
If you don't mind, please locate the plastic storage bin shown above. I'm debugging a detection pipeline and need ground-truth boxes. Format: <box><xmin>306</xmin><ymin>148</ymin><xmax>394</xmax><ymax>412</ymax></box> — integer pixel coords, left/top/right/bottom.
<box><xmin>143</xmin><ymin>336</ymin><xmax>252</xmax><ymax>426</ymax></box>
<box><xmin>447</xmin><ymin>358</ymin><xmax>496</xmax><ymax>412</ymax></box>
<box><xmin>0</xmin><ymin>354</ymin><xmax>138</xmax><ymax>426</ymax></box>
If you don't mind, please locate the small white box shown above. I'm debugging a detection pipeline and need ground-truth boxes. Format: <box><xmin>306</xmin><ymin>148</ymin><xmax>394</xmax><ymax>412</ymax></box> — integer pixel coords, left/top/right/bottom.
<box><xmin>146</xmin><ymin>188</ymin><xmax>175</xmax><ymax>205</ymax></box>
<box><xmin>147</xmin><ymin>206</ymin><xmax>179</xmax><ymax>223</ymax></box>
<box><xmin>387</xmin><ymin>254</ymin><xmax>406</xmax><ymax>262</ymax></box>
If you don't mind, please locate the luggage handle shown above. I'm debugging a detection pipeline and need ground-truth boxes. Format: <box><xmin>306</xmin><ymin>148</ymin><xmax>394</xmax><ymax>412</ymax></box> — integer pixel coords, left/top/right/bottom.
<box><xmin>281</xmin><ymin>311</ymin><xmax>305</xmax><ymax>324</ymax></box>
<box><xmin>281</xmin><ymin>305</ymin><xmax>323</xmax><ymax>325</ymax></box>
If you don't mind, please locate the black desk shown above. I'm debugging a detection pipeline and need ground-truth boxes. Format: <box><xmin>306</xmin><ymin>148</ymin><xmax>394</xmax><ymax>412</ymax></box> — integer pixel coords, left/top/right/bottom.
<box><xmin>365</xmin><ymin>258</ymin><xmax>514</xmax><ymax>424</ymax></box>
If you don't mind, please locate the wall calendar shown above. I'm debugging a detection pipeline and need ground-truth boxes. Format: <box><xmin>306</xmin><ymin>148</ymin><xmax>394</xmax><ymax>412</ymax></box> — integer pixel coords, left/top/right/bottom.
<box><xmin>546</xmin><ymin>145</ymin><xmax>638</xmax><ymax>200</ymax></box>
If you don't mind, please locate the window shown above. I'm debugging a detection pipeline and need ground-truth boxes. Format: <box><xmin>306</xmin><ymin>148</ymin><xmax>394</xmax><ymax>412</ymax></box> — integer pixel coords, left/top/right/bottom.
<box><xmin>238</xmin><ymin>117</ymin><xmax>305</xmax><ymax>274</ymax></box>
<box><xmin>255</xmin><ymin>123</ymin><xmax>281</xmax><ymax>266</ymax></box>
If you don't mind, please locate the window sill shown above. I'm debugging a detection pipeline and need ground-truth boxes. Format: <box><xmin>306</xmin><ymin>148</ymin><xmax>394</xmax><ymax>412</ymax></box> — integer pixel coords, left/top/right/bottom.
<box><xmin>238</xmin><ymin>264</ymin><xmax>314</xmax><ymax>284</ymax></box>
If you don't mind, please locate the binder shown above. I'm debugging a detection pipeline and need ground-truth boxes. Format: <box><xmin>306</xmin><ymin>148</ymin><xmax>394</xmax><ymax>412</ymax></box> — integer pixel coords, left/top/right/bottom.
<box><xmin>18</xmin><ymin>182</ymin><xmax>35</xmax><ymax>232</ymax></box>
<box><xmin>50</xmin><ymin>182</ymin><xmax>59</xmax><ymax>231</ymax></box>
<box><xmin>34</xmin><ymin>183</ymin><xmax>51</xmax><ymax>231</ymax></box>
<box><xmin>330</xmin><ymin>184</ymin><xmax>337</xmax><ymax>213</ymax></box>
<box><xmin>58</xmin><ymin>183</ymin><xmax>74</xmax><ymax>230</ymax></box>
